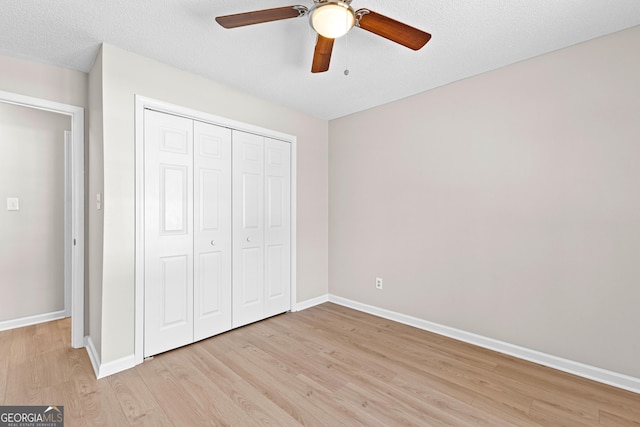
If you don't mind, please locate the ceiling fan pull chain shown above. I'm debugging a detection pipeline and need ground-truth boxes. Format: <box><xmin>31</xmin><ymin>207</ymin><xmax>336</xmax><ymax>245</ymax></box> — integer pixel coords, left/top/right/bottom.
<box><xmin>344</xmin><ymin>32</ymin><xmax>350</xmax><ymax>76</ymax></box>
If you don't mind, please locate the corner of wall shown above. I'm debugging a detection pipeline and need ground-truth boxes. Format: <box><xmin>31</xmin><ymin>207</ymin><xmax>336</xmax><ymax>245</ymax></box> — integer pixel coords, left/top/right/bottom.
<box><xmin>88</xmin><ymin>46</ymin><xmax>105</xmax><ymax>359</ymax></box>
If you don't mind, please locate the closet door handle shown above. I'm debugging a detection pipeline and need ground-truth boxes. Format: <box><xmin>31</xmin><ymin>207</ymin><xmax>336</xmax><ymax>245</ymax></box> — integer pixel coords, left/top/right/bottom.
<box><xmin>210</xmin><ymin>240</ymin><xmax>216</xmax><ymax>246</ymax></box>
<box><xmin>246</xmin><ymin>236</ymin><xmax>251</xmax><ymax>243</ymax></box>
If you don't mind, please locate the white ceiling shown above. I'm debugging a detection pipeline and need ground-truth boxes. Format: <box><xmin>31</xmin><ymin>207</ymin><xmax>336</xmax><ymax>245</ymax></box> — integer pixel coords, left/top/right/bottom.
<box><xmin>2</xmin><ymin>1</ymin><xmax>639</xmax><ymax>120</ymax></box>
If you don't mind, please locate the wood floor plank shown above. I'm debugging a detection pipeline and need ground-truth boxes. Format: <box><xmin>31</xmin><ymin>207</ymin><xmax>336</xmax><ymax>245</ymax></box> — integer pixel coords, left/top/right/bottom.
<box><xmin>335</xmin><ymin>380</ymin><xmax>439</xmax><ymax>426</ymax></box>
<box><xmin>4</xmin><ymin>352</ymin><xmax>47</xmax><ymax>404</ymax></box>
<box><xmin>294</xmin><ymin>373</ymin><xmax>386</xmax><ymax>427</ymax></box>
<box><xmin>599</xmin><ymin>409</ymin><xmax>640</xmax><ymax>426</ymax></box>
<box><xmin>160</xmin><ymin>348</ymin><xmax>270</xmax><ymax>426</ymax></box>
<box><xmin>269</xmin><ymin>312</ymin><xmax>483</xmax><ymax>408</ymax></box>
<box><xmin>292</xmin><ymin>304</ymin><xmax>502</xmax><ymax>380</ymax></box>
<box><xmin>495</xmin><ymin>356</ymin><xmax>640</xmax><ymax>421</ymax></box>
<box><xmin>107</xmin><ymin>367</ymin><xmax>171</xmax><ymax>426</ymax></box>
<box><xmin>290</xmin><ymin>306</ymin><xmax>536</xmax><ymax>415</ymax></box>
<box><xmin>243</xmin><ymin>320</ymin><xmax>482</xmax><ymax>425</ymax></box>
<box><xmin>470</xmin><ymin>392</ymin><xmax>543</xmax><ymax>426</ymax></box>
<box><xmin>220</xmin><ymin>348</ymin><xmax>325</xmax><ymax>423</ymax></box>
<box><xmin>0</xmin><ymin>327</ymin><xmax>11</xmax><ymax>404</ymax></box>
<box><xmin>2</xmin><ymin>305</ymin><xmax>639</xmax><ymax>426</ymax></box>
<box><xmin>48</xmin><ymin>380</ymin><xmax>93</xmax><ymax>427</ymax></box>
<box><xmin>70</xmin><ymin>350</ymin><xmax>103</xmax><ymax>398</ymax></box>
<box><xmin>221</xmin><ymin>324</ymin><xmax>349</xmax><ymax>394</ymax></box>
<box><xmin>7</xmin><ymin>325</ymin><xmax>30</xmax><ymax>365</ymax></box>
<box><xmin>72</xmin><ymin>375</ymin><xmax>131</xmax><ymax>426</ymax></box>
<box><xmin>529</xmin><ymin>398</ymin><xmax>600</xmax><ymax>426</ymax></box>
<box><xmin>260</xmin><ymin>319</ymin><xmax>400</xmax><ymax>383</ymax></box>
<box><xmin>136</xmin><ymin>356</ymin><xmax>214</xmax><ymax>426</ymax></box>
<box><xmin>178</xmin><ymin>346</ymin><xmax>266</xmax><ymax>426</ymax></box>
<box><xmin>298</xmin><ymin>306</ymin><xmax>612</xmax><ymax>419</ymax></box>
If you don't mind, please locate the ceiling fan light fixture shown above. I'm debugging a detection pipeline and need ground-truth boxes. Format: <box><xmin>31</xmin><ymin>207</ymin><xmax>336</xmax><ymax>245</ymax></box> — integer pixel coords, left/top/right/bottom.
<box><xmin>310</xmin><ymin>1</ymin><xmax>355</xmax><ymax>39</ymax></box>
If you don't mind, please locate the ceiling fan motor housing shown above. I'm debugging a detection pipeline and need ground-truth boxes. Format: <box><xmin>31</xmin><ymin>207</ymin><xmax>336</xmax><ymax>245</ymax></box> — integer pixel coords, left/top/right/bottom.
<box><xmin>309</xmin><ymin>0</ymin><xmax>356</xmax><ymax>38</ymax></box>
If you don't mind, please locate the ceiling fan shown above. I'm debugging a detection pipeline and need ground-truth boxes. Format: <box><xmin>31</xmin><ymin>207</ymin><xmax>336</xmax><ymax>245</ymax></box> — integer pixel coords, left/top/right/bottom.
<box><xmin>215</xmin><ymin>0</ymin><xmax>432</xmax><ymax>73</ymax></box>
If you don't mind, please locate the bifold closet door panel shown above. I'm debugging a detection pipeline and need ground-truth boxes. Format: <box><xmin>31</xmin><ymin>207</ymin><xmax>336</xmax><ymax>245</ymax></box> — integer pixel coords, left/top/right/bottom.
<box><xmin>264</xmin><ymin>138</ymin><xmax>291</xmax><ymax>317</ymax></box>
<box><xmin>232</xmin><ymin>131</ymin><xmax>265</xmax><ymax>328</ymax></box>
<box><xmin>143</xmin><ymin>110</ymin><xmax>291</xmax><ymax>355</ymax></box>
<box><xmin>232</xmin><ymin>131</ymin><xmax>292</xmax><ymax>328</ymax></box>
<box><xmin>144</xmin><ymin>110</ymin><xmax>194</xmax><ymax>357</ymax></box>
<box><xmin>193</xmin><ymin>121</ymin><xmax>232</xmax><ymax>341</ymax></box>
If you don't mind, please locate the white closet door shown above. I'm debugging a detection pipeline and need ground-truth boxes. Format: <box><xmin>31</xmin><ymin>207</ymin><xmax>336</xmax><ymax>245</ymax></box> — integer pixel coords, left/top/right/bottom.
<box><xmin>264</xmin><ymin>138</ymin><xmax>291</xmax><ymax>317</ymax></box>
<box><xmin>144</xmin><ymin>110</ymin><xmax>194</xmax><ymax>357</ymax></box>
<box><xmin>232</xmin><ymin>131</ymin><xmax>265</xmax><ymax>328</ymax></box>
<box><xmin>193</xmin><ymin>121</ymin><xmax>232</xmax><ymax>341</ymax></box>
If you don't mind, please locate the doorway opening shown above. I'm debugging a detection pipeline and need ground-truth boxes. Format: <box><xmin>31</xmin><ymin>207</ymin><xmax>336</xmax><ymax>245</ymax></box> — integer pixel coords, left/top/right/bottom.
<box><xmin>0</xmin><ymin>90</ymin><xmax>85</xmax><ymax>348</ymax></box>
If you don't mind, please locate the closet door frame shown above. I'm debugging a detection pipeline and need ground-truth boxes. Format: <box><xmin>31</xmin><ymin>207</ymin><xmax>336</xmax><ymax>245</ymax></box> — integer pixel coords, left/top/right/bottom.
<box><xmin>134</xmin><ymin>96</ymin><xmax>297</xmax><ymax>365</ymax></box>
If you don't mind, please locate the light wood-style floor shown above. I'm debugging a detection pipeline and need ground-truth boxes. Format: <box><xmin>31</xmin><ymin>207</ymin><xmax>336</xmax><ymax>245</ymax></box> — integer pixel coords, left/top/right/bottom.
<box><xmin>1</xmin><ymin>303</ymin><xmax>639</xmax><ymax>426</ymax></box>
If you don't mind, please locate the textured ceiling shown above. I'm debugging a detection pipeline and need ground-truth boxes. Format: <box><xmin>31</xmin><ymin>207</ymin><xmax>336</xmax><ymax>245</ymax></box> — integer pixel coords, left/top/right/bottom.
<box><xmin>1</xmin><ymin>1</ymin><xmax>639</xmax><ymax>120</ymax></box>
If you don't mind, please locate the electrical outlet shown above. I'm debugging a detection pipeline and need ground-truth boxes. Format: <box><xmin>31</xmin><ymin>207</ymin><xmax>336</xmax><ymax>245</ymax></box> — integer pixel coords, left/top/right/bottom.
<box><xmin>375</xmin><ymin>277</ymin><xmax>383</xmax><ymax>290</ymax></box>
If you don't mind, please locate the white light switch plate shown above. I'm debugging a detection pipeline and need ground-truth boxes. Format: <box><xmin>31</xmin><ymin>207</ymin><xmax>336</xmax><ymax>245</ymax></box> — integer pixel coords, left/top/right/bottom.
<box><xmin>7</xmin><ymin>197</ymin><xmax>19</xmax><ymax>211</ymax></box>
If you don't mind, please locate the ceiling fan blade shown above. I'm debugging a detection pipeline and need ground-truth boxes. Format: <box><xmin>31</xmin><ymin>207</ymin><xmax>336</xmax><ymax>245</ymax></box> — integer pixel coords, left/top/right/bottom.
<box><xmin>355</xmin><ymin>9</ymin><xmax>431</xmax><ymax>50</ymax></box>
<box><xmin>216</xmin><ymin>6</ymin><xmax>308</xmax><ymax>29</ymax></box>
<box><xmin>311</xmin><ymin>35</ymin><xmax>334</xmax><ymax>73</ymax></box>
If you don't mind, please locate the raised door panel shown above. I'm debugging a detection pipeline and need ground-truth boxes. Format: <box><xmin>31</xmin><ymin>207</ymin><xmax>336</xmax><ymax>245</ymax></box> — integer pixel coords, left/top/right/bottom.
<box><xmin>159</xmin><ymin>255</ymin><xmax>190</xmax><ymax>325</ymax></box>
<box><xmin>232</xmin><ymin>131</ymin><xmax>265</xmax><ymax>328</ymax></box>
<box><xmin>264</xmin><ymin>138</ymin><xmax>291</xmax><ymax>317</ymax></box>
<box><xmin>193</xmin><ymin>121</ymin><xmax>232</xmax><ymax>341</ymax></box>
<box><xmin>144</xmin><ymin>109</ymin><xmax>194</xmax><ymax>357</ymax></box>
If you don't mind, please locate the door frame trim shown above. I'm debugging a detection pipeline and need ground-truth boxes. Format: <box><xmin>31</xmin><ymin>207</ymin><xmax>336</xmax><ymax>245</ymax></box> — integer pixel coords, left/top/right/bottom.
<box><xmin>0</xmin><ymin>90</ymin><xmax>85</xmax><ymax>348</ymax></box>
<box><xmin>134</xmin><ymin>95</ymin><xmax>297</xmax><ymax>365</ymax></box>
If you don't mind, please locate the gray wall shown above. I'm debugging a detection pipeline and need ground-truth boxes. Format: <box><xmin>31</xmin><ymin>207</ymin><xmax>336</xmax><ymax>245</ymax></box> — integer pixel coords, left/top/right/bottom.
<box><xmin>0</xmin><ymin>55</ymin><xmax>87</xmax><ymax>108</ymax></box>
<box><xmin>88</xmin><ymin>49</ymin><xmax>104</xmax><ymax>356</ymax></box>
<box><xmin>0</xmin><ymin>102</ymin><xmax>70</xmax><ymax>321</ymax></box>
<box><xmin>329</xmin><ymin>26</ymin><xmax>640</xmax><ymax>378</ymax></box>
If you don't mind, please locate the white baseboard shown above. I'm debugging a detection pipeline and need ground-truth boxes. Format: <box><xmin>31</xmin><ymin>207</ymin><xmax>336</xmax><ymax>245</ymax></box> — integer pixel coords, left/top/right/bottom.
<box><xmin>85</xmin><ymin>336</ymin><xmax>135</xmax><ymax>379</ymax></box>
<box><xmin>293</xmin><ymin>294</ymin><xmax>329</xmax><ymax>312</ymax></box>
<box><xmin>98</xmin><ymin>354</ymin><xmax>136</xmax><ymax>379</ymax></box>
<box><xmin>327</xmin><ymin>294</ymin><xmax>640</xmax><ymax>395</ymax></box>
<box><xmin>85</xmin><ymin>336</ymin><xmax>101</xmax><ymax>377</ymax></box>
<box><xmin>0</xmin><ymin>310</ymin><xmax>67</xmax><ymax>332</ymax></box>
